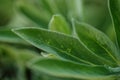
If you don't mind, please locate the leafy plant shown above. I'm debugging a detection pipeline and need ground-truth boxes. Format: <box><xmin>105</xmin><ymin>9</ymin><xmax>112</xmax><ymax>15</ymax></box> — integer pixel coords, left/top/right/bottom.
<box><xmin>8</xmin><ymin>0</ymin><xmax>120</xmax><ymax>80</ymax></box>
<box><xmin>0</xmin><ymin>0</ymin><xmax>120</xmax><ymax>80</ymax></box>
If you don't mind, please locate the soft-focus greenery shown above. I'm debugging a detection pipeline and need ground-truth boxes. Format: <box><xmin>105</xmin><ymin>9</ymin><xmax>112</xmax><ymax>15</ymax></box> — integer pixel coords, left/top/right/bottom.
<box><xmin>1</xmin><ymin>0</ymin><xmax>120</xmax><ymax>80</ymax></box>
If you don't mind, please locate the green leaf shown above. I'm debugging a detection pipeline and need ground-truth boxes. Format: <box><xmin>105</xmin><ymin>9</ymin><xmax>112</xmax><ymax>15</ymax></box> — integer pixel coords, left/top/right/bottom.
<box><xmin>0</xmin><ymin>28</ymin><xmax>23</xmax><ymax>43</ymax></box>
<box><xmin>19</xmin><ymin>3</ymin><xmax>51</xmax><ymax>28</ymax></box>
<box><xmin>49</xmin><ymin>15</ymin><xmax>71</xmax><ymax>34</ymax></box>
<box><xmin>66</xmin><ymin>0</ymin><xmax>83</xmax><ymax>20</ymax></box>
<box><xmin>53</xmin><ymin>0</ymin><xmax>68</xmax><ymax>18</ymax></box>
<box><xmin>109</xmin><ymin>0</ymin><xmax>120</xmax><ymax>48</ymax></box>
<box><xmin>13</xmin><ymin>27</ymin><xmax>117</xmax><ymax>66</ymax></box>
<box><xmin>40</xmin><ymin>0</ymin><xmax>60</xmax><ymax>14</ymax></box>
<box><xmin>28</xmin><ymin>58</ymin><xmax>117</xmax><ymax>80</ymax></box>
<box><xmin>73</xmin><ymin>21</ymin><xmax>120</xmax><ymax>66</ymax></box>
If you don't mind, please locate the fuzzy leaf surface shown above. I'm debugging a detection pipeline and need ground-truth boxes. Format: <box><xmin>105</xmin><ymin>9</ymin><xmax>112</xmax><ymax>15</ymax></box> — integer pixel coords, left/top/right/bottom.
<box><xmin>74</xmin><ymin>21</ymin><xmax>119</xmax><ymax>66</ymax></box>
<box><xmin>13</xmin><ymin>28</ymin><xmax>117</xmax><ymax>66</ymax></box>
<box><xmin>28</xmin><ymin>58</ymin><xmax>117</xmax><ymax>80</ymax></box>
<box><xmin>49</xmin><ymin>15</ymin><xmax>71</xmax><ymax>34</ymax></box>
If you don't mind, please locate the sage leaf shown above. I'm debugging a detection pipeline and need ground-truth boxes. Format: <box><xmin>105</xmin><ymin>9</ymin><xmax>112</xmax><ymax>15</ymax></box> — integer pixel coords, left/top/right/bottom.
<box><xmin>49</xmin><ymin>15</ymin><xmax>71</xmax><ymax>34</ymax></box>
<box><xmin>13</xmin><ymin>28</ymin><xmax>117</xmax><ymax>66</ymax></box>
<box><xmin>109</xmin><ymin>0</ymin><xmax>120</xmax><ymax>48</ymax></box>
<box><xmin>73</xmin><ymin>21</ymin><xmax>120</xmax><ymax>66</ymax></box>
<box><xmin>28</xmin><ymin>58</ymin><xmax>117</xmax><ymax>80</ymax></box>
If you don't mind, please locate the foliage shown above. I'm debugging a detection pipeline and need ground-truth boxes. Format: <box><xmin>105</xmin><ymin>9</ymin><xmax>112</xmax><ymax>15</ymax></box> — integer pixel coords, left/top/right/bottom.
<box><xmin>0</xmin><ymin>0</ymin><xmax>120</xmax><ymax>80</ymax></box>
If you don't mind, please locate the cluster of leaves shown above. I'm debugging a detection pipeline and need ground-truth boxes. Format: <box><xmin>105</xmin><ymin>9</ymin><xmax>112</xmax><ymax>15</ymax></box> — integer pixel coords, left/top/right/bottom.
<box><xmin>0</xmin><ymin>0</ymin><xmax>120</xmax><ymax>80</ymax></box>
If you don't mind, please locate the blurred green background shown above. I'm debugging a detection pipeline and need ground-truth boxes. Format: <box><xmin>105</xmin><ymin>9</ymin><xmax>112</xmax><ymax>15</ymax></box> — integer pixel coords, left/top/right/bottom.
<box><xmin>0</xmin><ymin>0</ymin><xmax>115</xmax><ymax>39</ymax></box>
